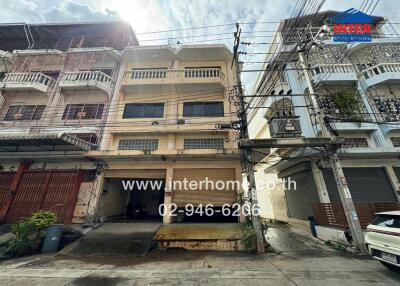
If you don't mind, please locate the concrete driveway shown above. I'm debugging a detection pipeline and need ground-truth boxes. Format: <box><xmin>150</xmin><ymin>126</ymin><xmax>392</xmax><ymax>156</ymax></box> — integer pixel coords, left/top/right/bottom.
<box><xmin>62</xmin><ymin>222</ymin><xmax>162</xmax><ymax>256</ymax></box>
<box><xmin>0</xmin><ymin>223</ymin><xmax>399</xmax><ymax>285</ymax></box>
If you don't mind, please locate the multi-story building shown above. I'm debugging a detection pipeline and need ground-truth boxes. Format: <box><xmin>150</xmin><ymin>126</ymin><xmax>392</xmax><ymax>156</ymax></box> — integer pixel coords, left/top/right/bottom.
<box><xmin>0</xmin><ymin>22</ymin><xmax>137</xmax><ymax>224</ymax></box>
<box><xmin>249</xmin><ymin>11</ymin><xmax>400</xmax><ymax>239</ymax></box>
<box><xmin>0</xmin><ymin>22</ymin><xmax>242</xmax><ymax>228</ymax></box>
<box><xmin>90</xmin><ymin>44</ymin><xmax>242</xmax><ymax>225</ymax></box>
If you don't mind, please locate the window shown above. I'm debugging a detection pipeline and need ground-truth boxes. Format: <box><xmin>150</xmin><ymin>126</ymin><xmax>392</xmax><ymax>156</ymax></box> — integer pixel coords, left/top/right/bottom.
<box><xmin>371</xmin><ymin>214</ymin><xmax>400</xmax><ymax>228</ymax></box>
<box><xmin>62</xmin><ymin>104</ymin><xmax>104</xmax><ymax>120</ymax></box>
<box><xmin>342</xmin><ymin>138</ymin><xmax>369</xmax><ymax>148</ymax></box>
<box><xmin>3</xmin><ymin>105</ymin><xmax>46</xmax><ymax>121</ymax></box>
<box><xmin>123</xmin><ymin>103</ymin><xmax>164</xmax><ymax>118</ymax></box>
<box><xmin>183</xmin><ymin>102</ymin><xmax>224</xmax><ymax>117</ymax></box>
<box><xmin>74</xmin><ymin>133</ymin><xmax>98</xmax><ymax>145</ymax></box>
<box><xmin>391</xmin><ymin>137</ymin><xmax>400</xmax><ymax>147</ymax></box>
<box><xmin>184</xmin><ymin>138</ymin><xmax>224</xmax><ymax>149</ymax></box>
<box><xmin>118</xmin><ymin>139</ymin><xmax>158</xmax><ymax>151</ymax></box>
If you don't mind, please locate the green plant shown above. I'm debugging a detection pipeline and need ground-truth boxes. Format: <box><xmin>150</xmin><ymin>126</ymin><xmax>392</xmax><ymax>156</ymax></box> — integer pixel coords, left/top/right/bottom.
<box><xmin>332</xmin><ymin>91</ymin><xmax>362</xmax><ymax>120</ymax></box>
<box><xmin>7</xmin><ymin>219</ymin><xmax>37</xmax><ymax>257</ymax></box>
<box><xmin>11</xmin><ymin>219</ymin><xmax>37</xmax><ymax>240</ymax></box>
<box><xmin>241</xmin><ymin>222</ymin><xmax>257</xmax><ymax>252</ymax></box>
<box><xmin>6</xmin><ymin>211</ymin><xmax>57</xmax><ymax>257</ymax></box>
<box><xmin>7</xmin><ymin>238</ymin><xmax>34</xmax><ymax>257</ymax></box>
<box><xmin>30</xmin><ymin>211</ymin><xmax>57</xmax><ymax>231</ymax></box>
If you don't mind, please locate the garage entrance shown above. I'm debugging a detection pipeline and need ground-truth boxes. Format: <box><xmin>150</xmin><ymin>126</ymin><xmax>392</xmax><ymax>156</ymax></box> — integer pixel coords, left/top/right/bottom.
<box><xmin>97</xmin><ymin>177</ymin><xmax>165</xmax><ymax>222</ymax></box>
<box><xmin>0</xmin><ymin>170</ymin><xmax>84</xmax><ymax>224</ymax></box>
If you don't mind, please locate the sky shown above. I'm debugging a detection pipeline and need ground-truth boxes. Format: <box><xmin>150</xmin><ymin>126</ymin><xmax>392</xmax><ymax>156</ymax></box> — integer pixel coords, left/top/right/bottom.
<box><xmin>0</xmin><ymin>0</ymin><xmax>398</xmax><ymax>90</ymax></box>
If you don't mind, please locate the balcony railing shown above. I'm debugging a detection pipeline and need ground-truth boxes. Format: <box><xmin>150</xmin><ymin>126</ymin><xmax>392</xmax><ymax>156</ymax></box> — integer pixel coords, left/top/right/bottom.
<box><xmin>310</xmin><ymin>64</ymin><xmax>355</xmax><ymax>77</ymax></box>
<box><xmin>122</xmin><ymin>68</ymin><xmax>225</xmax><ymax>89</ymax></box>
<box><xmin>299</xmin><ymin>64</ymin><xmax>356</xmax><ymax>84</ymax></box>
<box><xmin>59</xmin><ymin>71</ymin><xmax>114</xmax><ymax>96</ymax></box>
<box><xmin>360</xmin><ymin>63</ymin><xmax>400</xmax><ymax>81</ymax></box>
<box><xmin>0</xmin><ymin>72</ymin><xmax>55</xmax><ymax>92</ymax></box>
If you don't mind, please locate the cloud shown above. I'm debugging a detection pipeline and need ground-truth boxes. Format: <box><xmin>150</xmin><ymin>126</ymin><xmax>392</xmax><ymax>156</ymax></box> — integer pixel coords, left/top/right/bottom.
<box><xmin>42</xmin><ymin>1</ymin><xmax>120</xmax><ymax>23</ymax></box>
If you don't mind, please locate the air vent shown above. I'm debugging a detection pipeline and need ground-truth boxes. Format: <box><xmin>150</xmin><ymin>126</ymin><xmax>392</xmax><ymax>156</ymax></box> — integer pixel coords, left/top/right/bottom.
<box><xmin>177</xmin><ymin>119</ymin><xmax>189</xmax><ymax>124</ymax></box>
<box><xmin>269</xmin><ymin>117</ymin><xmax>301</xmax><ymax>138</ymax></box>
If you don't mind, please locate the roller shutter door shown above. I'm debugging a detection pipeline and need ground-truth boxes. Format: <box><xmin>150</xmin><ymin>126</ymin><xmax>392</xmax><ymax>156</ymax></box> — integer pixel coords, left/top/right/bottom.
<box><xmin>172</xmin><ymin>168</ymin><xmax>237</xmax><ymax>207</ymax></box>
<box><xmin>284</xmin><ymin>169</ymin><xmax>320</xmax><ymax>219</ymax></box>
<box><xmin>394</xmin><ymin>167</ymin><xmax>400</xmax><ymax>181</ymax></box>
<box><xmin>323</xmin><ymin>167</ymin><xmax>397</xmax><ymax>203</ymax></box>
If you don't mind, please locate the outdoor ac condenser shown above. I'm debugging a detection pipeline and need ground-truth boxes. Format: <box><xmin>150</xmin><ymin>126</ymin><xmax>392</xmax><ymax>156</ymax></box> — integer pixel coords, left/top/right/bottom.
<box><xmin>269</xmin><ymin>117</ymin><xmax>302</xmax><ymax>138</ymax></box>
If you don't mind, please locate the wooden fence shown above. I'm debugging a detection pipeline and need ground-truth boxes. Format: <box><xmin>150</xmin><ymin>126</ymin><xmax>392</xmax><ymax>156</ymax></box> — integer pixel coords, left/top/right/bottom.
<box><xmin>312</xmin><ymin>202</ymin><xmax>400</xmax><ymax>229</ymax></box>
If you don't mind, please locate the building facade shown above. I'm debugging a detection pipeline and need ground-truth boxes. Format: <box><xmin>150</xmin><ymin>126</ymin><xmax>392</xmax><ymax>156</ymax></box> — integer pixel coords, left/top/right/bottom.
<box><xmin>0</xmin><ymin>23</ymin><xmax>242</xmax><ymax>226</ymax></box>
<box><xmin>249</xmin><ymin>11</ymin><xmax>400</xmax><ymax>235</ymax></box>
<box><xmin>90</xmin><ymin>45</ymin><xmax>242</xmax><ymax>224</ymax></box>
<box><xmin>0</xmin><ymin>22</ymin><xmax>137</xmax><ymax>224</ymax></box>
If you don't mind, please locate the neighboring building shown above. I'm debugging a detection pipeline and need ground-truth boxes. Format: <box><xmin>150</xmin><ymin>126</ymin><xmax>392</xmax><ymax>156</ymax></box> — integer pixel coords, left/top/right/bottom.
<box><xmin>249</xmin><ymin>11</ymin><xmax>400</xmax><ymax>235</ymax></box>
<box><xmin>89</xmin><ymin>45</ymin><xmax>242</xmax><ymax>224</ymax></box>
<box><xmin>0</xmin><ymin>22</ymin><xmax>138</xmax><ymax>224</ymax></box>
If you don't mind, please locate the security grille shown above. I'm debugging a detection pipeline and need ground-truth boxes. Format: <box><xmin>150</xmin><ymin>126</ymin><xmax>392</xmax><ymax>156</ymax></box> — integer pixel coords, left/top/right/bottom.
<box><xmin>391</xmin><ymin>137</ymin><xmax>400</xmax><ymax>147</ymax></box>
<box><xmin>3</xmin><ymin>105</ymin><xmax>46</xmax><ymax>121</ymax></box>
<box><xmin>184</xmin><ymin>138</ymin><xmax>224</xmax><ymax>149</ymax></box>
<box><xmin>118</xmin><ymin>139</ymin><xmax>158</xmax><ymax>151</ymax></box>
<box><xmin>342</xmin><ymin>138</ymin><xmax>369</xmax><ymax>148</ymax></box>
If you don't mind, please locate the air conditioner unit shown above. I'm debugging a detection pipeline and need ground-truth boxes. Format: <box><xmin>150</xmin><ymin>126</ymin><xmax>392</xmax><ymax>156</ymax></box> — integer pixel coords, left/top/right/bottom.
<box><xmin>269</xmin><ymin>117</ymin><xmax>302</xmax><ymax>138</ymax></box>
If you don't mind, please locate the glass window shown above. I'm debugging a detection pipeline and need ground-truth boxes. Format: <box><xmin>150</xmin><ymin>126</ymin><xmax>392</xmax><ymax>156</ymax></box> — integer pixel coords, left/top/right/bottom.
<box><xmin>184</xmin><ymin>138</ymin><xmax>224</xmax><ymax>149</ymax></box>
<box><xmin>3</xmin><ymin>105</ymin><xmax>46</xmax><ymax>121</ymax></box>
<box><xmin>371</xmin><ymin>214</ymin><xmax>400</xmax><ymax>228</ymax></box>
<box><xmin>118</xmin><ymin>139</ymin><xmax>158</xmax><ymax>151</ymax></box>
<box><xmin>62</xmin><ymin>104</ymin><xmax>104</xmax><ymax>120</ymax></box>
<box><xmin>123</xmin><ymin>103</ymin><xmax>164</xmax><ymax>118</ymax></box>
<box><xmin>183</xmin><ymin>102</ymin><xmax>224</xmax><ymax>117</ymax></box>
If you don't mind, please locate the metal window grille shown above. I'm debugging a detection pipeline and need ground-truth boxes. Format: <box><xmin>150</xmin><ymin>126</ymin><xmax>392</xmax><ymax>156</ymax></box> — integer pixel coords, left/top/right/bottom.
<box><xmin>118</xmin><ymin>139</ymin><xmax>158</xmax><ymax>151</ymax></box>
<box><xmin>391</xmin><ymin>137</ymin><xmax>400</xmax><ymax>147</ymax></box>
<box><xmin>183</xmin><ymin>138</ymin><xmax>224</xmax><ymax>149</ymax></box>
<box><xmin>3</xmin><ymin>105</ymin><xmax>46</xmax><ymax>121</ymax></box>
<box><xmin>342</xmin><ymin>138</ymin><xmax>369</xmax><ymax>148</ymax></box>
<box><xmin>62</xmin><ymin>104</ymin><xmax>104</xmax><ymax>120</ymax></box>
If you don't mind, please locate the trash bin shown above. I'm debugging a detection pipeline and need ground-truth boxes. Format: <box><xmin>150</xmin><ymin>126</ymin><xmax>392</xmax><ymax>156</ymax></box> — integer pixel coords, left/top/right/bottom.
<box><xmin>308</xmin><ymin>216</ymin><xmax>317</xmax><ymax>238</ymax></box>
<box><xmin>41</xmin><ymin>225</ymin><xmax>63</xmax><ymax>254</ymax></box>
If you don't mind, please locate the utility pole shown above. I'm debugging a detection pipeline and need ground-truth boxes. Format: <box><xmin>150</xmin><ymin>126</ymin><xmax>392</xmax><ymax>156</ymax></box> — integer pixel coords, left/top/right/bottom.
<box><xmin>298</xmin><ymin>51</ymin><xmax>368</xmax><ymax>254</ymax></box>
<box><xmin>232</xmin><ymin>23</ymin><xmax>265</xmax><ymax>253</ymax></box>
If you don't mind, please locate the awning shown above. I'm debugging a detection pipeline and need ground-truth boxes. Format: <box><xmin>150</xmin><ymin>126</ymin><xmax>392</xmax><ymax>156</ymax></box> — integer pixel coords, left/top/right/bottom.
<box><xmin>0</xmin><ymin>133</ymin><xmax>96</xmax><ymax>152</ymax></box>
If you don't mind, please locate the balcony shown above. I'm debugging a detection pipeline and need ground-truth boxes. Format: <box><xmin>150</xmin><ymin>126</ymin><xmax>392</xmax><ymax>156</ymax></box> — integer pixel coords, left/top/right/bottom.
<box><xmin>0</xmin><ymin>72</ymin><xmax>55</xmax><ymax>93</ymax></box>
<box><xmin>299</xmin><ymin>64</ymin><xmax>357</xmax><ymax>87</ymax></box>
<box><xmin>360</xmin><ymin>63</ymin><xmax>400</xmax><ymax>87</ymax></box>
<box><xmin>59</xmin><ymin>71</ymin><xmax>114</xmax><ymax>97</ymax></box>
<box><xmin>121</xmin><ymin>68</ymin><xmax>225</xmax><ymax>93</ymax></box>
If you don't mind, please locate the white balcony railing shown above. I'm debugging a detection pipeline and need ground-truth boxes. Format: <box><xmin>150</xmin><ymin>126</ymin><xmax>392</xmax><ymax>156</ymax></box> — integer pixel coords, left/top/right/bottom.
<box><xmin>360</xmin><ymin>63</ymin><xmax>400</xmax><ymax>81</ymax></box>
<box><xmin>298</xmin><ymin>64</ymin><xmax>356</xmax><ymax>84</ymax></box>
<box><xmin>310</xmin><ymin>64</ymin><xmax>355</xmax><ymax>77</ymax></box>
<box><xmin>63</xmin><ymin>71</ymin><xmax>112</xmax><ymax>85</ymax></box>
<box><xmin>59</xmin><ymin>71</ymin><xmax>114</xmax><ymax>96</ymax></box>
<box><xmin>124</xmin><ymin>68</ymin><xmax>225</xmax><ymax>82</ymax></box>
<box><xmin>1</xmin><ymin>72</ymin><xmax>55</xmax><ymax>92</ymax></box>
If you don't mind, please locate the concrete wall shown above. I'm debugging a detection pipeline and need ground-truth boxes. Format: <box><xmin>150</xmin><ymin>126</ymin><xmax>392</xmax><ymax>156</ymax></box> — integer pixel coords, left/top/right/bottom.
<box><xmin>96</xmin><ymin>179</ymin><xmax>129</xmax><ymax>220</ymax></box>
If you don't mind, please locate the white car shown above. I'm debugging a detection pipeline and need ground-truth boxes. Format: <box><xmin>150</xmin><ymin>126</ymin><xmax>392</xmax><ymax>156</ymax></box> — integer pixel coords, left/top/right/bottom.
<box><xmin>365</xmin><ymin>211</ymin><xmax>400</xmax><ymax>271</ymax></box>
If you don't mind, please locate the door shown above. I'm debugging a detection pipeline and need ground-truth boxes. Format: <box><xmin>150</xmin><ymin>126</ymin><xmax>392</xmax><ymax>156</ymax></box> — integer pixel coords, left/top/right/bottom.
<box><xmin>4</xmin><ymin>170</ymin><xmax>84</xmax><ymax>224</ymax></box>
<box><xmin>172</xmin><ymin>168</ymin><xmax>237</xmax><ymax>207</ymax></box>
